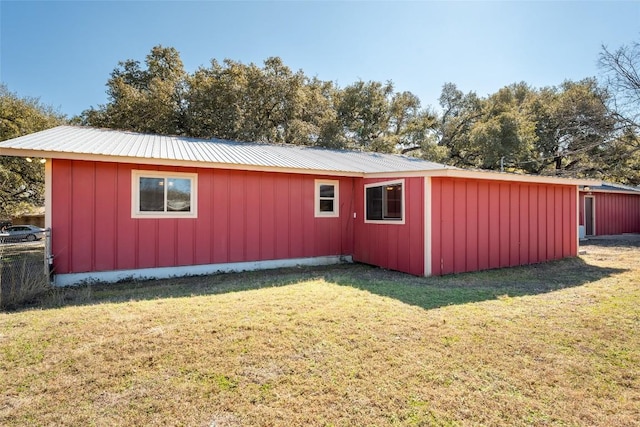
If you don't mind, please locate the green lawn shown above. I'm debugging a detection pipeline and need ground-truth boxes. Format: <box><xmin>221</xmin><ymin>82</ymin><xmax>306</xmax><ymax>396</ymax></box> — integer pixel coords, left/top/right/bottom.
<box><xmin>1</xmin><ymin>239</ymin><xmax>639</xmax><ymax>426</ymax></box>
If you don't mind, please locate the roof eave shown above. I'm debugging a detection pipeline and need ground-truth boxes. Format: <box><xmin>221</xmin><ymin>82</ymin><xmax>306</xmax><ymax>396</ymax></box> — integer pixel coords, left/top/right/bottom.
<box><xmin>426</xmin><ymin>168</ymin><xmax>602</xmax><ymax>186</ymax></box>
<box><xmin>0</xmin><ymin>146</ymin><xmax>603</xmax><ymax>185</ymax></box>
<box><xmin>0</xmin><ymin>148</ymin><xmax>364</xmax><ymax>178</ymax></box>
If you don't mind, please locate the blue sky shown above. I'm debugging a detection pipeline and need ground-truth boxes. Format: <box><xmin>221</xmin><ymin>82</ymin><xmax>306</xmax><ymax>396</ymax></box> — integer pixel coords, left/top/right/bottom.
<box><xmin>1</xmin><ymin>1</ymin><xmax>639</xmax><ymax>118</ymax></box>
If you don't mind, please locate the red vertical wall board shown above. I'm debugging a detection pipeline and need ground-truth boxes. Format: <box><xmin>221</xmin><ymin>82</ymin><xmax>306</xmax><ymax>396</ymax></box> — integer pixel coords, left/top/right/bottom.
<box><xmin>518</xmin><ymin>185</ymin><xmax>530</xmax><ymax>265</ymax></box>
<box><xmin>453</xmin><ymin>180</ymin><xmax>467</xmax><ymax>273</ymax></box>
<box><xmin>137</xmin><ymin>219</ymin><xmax>158</xmax><ymax>268</ymax></box>
<box><xmin>387</xmin><ymin>177</ymin><xmax>421</xmax><ymax>273</ymax></box>
<box><xmin>578</xmin><ymin>193</ymin><xmax>585</xmax><ymax>226</ymax></box>
<box><xmin>70</xmin><ymin>161</ymin><xmax>95</xmax><ymax>272</ymax></box>
<box><xmin>546</xmin><ymin>188</ymin><xmax>556</xmax><ymax>261</ymax></box>
<box><xmin>397</xmin><ymin>218</ymin><xmax>411</xmax><ymax>275</ymax></box>
<box><xmin>554</xmin><ymin>188</ymin><xmax>564</xmax><ymax>260</ymax></box>
<box><xmin>176</xmin><ymin>196</ymin><xmax>196</xmax><ymax>266</ymax></box>
<box><xmin>340</xmin><ymin>178</ymin><xmax>355</xmax><ymax>256</ymax></box>
<box><xmin>114</xmin><ymin>164</ymin><xmax>136</xmax><ymax>270</ymax></box>
<box><xmin>194</xmin><ymin>170</ymin><xmax>213</xmax><ymax>265</ymax></box>
<box><xmin>51</xmin><ymin>159</ymin><xmax>72</xmax><ymax>273</ymax></box>
<box><xmin>440</xmin><ymin>179</ymin><xmax>455</xmax><ymax>275</ymax></box>
<box><xmin>228</xmin><ymin>171</ymin><xmax>246</xmax><ymax>263</ymax></box>
<box><xmin>314</xmin><ymin>217</ymin><xmax>332</xmax><ymax>258</ymax></box>
<box><xmin>561</xmin><ymin>187</ymin><xmax>572</xmax><ymax>257</ymax></box>
<box><xmin>94</xmin><ymin>163</ymin><xmax>117</xmax><ymax>271</ymax></box>
<box><xmin>301</xmin><ymin>179</ymin><xmax>316</xmax><ymax>258</ymax></box>
<box><xmin>499</xmin><ymin>184</ymin><xmax>511</xmax><ymax>268</ymax></box>
<box><xmin>157</xmin><ymin>219</ymin><xmax>177</xmax><ymax>267</ymax></box>
<box><xmin>465</xmin><ymin>181</ymin><xmax>479</xmax><ymax>272</ymax></box>
<box><xmin>488</xmin><ymin>182</ymin><xmax>501</xmax><ymax>269</ymax></box>
<box><xmin>245</xmin><ymin>173</ymin><xmax>262</xmax><ymax>262</ymax></box>
<box><xmin>528</xmin><ymin>186</ymin><xmax>539</xmax><ymax>263</ymax></box>
<box><xmin>212</xmin><ymin>169</ymin><xmax>230</xmax><ymax>264</ymax></box>
<box><xmin>476</xmin><ymin>182</ymin><xmax>490</xmax><ymax>271</ymax></box>
<box><xmin>407</xmin><ymin>178</ymin><xmax>424</xmax><ymax>276</ymax></box>
<box><xmin>288</xmin><ymin>176</ymin><xmax>304</xmax><ymax>258</ymax></box>
<box><xmin>537</xmin><ymin>187</ymin><xmax>548</xmax><ymax>262</ymax></box>
<box><xmin>430</xmin><ymin>179</ymin><xmax>442</xmax><ymax>276</ymax></box>
<box><xmin>509</xmin><ymin>184</ymin><xmax>521</xmax><ymax>266</ymax></box>
<box><xmin>386</xmin><ymin>224</ymin><xmax>399</xmax><ymax>271</ymax></box>
<box><xmin>259</xmin><ymin>174</ymin><xmax>275</xmax><ymax>260</ymax></box>
<box><xmin>274</xmin><ymin>174</ymin><xmax>291</xmax><ymax>259</ymax></box>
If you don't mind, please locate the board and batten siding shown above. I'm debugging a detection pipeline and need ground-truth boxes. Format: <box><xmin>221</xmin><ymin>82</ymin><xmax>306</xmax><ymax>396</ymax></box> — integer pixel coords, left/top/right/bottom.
<box><xmin>352</xmin><ymin>176</ymin><xmax>425</xmax><ymax>276</ymax></box>
<box><xmin>579</xmin><ymin>191</ymin><xmax>640</xmax><ymax>235</ymax></box>
<box><xmin>51</xmin><ymin>159</ymin><xmax>354</xmax><ymax>275</ymax></box>
<box><xmin>430</xmin><ymin>178</ymin><xmax>578</xmax><ymax>276</ymax></box>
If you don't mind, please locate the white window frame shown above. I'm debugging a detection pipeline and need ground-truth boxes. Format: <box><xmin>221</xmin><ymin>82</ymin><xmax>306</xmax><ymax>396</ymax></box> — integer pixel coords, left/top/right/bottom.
<box><xmin>364</xmin><ymin>179</ymin><xmax>405</xmax><ymax>225</ymax></box>
<box><xmin>131</xmin><ymin>170</ymin><xmax>198</xmax><ymax>219</ymax></box>
<box><xmin>315</xmin><ymin>179</ymin><xmax>339</xmax><ymax>218</ymax></box>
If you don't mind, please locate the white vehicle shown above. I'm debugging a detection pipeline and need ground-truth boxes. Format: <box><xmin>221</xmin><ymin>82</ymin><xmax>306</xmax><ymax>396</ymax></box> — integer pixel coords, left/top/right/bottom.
<box><xmin>0</xmin><ymin>225</ymin><xmax>46</xmax><ymax>243</ymax></box>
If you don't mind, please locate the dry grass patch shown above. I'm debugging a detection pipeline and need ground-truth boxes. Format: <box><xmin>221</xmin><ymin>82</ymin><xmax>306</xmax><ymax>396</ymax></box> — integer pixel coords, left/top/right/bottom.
<box><xmin>0</xmin><ymin>242</ymin><xmax>50</xmax><ymax>309</ymax></box>
<box><xmin>1</xmin><ymin>238</ymin><xmax>639</xmax><ymax>426</ymax></box>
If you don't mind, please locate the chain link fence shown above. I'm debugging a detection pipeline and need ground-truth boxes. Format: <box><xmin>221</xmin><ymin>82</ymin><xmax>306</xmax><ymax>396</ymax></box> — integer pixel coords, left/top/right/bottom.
<box><xmin>0</xmin><ymin>229</ymin><xmax>52</xmax><ymax>309</ymax></box>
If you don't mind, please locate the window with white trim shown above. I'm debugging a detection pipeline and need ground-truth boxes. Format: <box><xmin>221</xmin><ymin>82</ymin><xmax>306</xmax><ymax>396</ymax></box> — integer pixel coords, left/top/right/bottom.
<box><xmin>132</xmin><ymin>170</ymin><xmax>197</xmax><ymax>218</ymax></box>
<box><xmin>365</xmin><ymin>180</ymin><xmax>404</xmax><ymax>223</ymax></box>
<box><xmin>315</xmin><ymin>179</ymin><xmax>339</xmax><ymax>217</ymax></box>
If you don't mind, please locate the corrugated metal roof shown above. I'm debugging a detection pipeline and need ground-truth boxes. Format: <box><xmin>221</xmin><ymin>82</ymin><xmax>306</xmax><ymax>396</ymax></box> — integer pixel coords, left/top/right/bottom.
<box><xmin>0</xmin><ymin>126</ymin><xmax>454</xmax><ymax>174</ymax></box>
<box><xmin>585</xmin><ymin>182</ymin><xmax>640</xmax><ymax>193</ymax></box>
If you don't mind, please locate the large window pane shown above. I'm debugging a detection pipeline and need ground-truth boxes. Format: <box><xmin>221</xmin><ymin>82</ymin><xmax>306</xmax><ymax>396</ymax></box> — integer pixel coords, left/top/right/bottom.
<box><xmin>139</xmin><ymin>177</ymin><xmax>165</xmax><ymax>212</ymax></box>
<box><xmin>384</xmin><ymin>184</ymin><xmax>402</xmax><ymax>219</ymax></box>
<box><xmin>365</xmin><ymin>182</ymin><xmax>403</xmax><ymax>222</ymax></box>
<box><xmin>166</xmin><ymin>178</ymin><xmax>191</xmax><ymax>211</ymax></box>
<box><xmin>366</xmin><ymin>186</ymin><xmax>383</xmax><ymax>220</ymax></box>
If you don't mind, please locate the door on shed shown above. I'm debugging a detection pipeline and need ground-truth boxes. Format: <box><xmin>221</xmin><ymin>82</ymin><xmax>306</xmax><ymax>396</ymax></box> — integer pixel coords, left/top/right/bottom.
<box><xmin>584</xmin><ymin>196</ymin><xmax>595</xmax><ymax>236</ymax></box>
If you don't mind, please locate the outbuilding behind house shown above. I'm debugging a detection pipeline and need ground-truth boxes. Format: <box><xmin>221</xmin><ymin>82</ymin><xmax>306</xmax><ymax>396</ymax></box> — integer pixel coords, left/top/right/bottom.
<box><xmin>579</xmin><ymin>182</ymin><xmax>640</xmax><ymax>237</ymax></box>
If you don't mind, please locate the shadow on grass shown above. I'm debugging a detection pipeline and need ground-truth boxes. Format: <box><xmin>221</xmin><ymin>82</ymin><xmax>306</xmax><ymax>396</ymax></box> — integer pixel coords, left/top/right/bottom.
<box><xmin>328</xmin><ymin>257</ymin><xmax>626</xmax><ymax>310</ymax></box>
<box><xmin>580</xmin><ymin>235</ymin><xmax>640</xmax><ymax>248</ymax></box>
<box><xmin>6</xmin><ymin>252</ymin><xmax>626</xmax><ymax>313</ymax></box>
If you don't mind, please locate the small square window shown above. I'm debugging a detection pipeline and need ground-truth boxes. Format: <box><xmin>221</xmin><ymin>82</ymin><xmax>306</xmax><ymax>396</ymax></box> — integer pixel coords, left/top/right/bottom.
<box><xmin>132</xmin><ymin>170</ymin><xmax>197</xmax><ymax>219</ymax></box>
<box><xmin>315</xmin><ymin>180</ymin><xmax>339</xmax><ymax>217</ymax></box>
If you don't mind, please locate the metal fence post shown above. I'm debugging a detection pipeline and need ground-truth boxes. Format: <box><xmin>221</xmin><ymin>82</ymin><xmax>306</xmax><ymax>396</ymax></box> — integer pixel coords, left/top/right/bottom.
<box><xmin>44</xmin><ymin>228</ymin><xmax>54</xmax><ymax>284</ymax></box>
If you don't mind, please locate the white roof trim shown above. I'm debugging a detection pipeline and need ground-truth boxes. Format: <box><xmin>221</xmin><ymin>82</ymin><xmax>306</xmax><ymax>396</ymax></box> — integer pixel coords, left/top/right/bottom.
<box><xmin>365</xmin><ymin>169</ymin><xmax>599</xmax><ymax>186</ymax></box>
<box><xmin>0</xmin><ymin>148</ymin><xmax>365</xmax><ymax>177</ymax></box>
<box><xmin>0</xmin><ymin>126</ymin><xmax>452</xmax><ymax>175</ymax></box>
<box><xmin>580</xmin><ymin>188</ymin><xmax>640</xmax><ymax>195</ymax></box>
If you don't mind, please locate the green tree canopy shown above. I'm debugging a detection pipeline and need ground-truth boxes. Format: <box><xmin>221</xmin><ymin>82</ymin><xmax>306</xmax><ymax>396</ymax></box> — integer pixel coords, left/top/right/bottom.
<box><xmin>0</xmin><ymin>84</ymin><xmax>65</xmax><ymax>218</ymax></box>
<box><xmin>82</xmin><ymin>45</ymin><xmax>187</xmax><ymax>135</ymax></box>
<box><xmin>78</xmin><ymin>44</ymin><xmax>637</xmax><ymax>184</ymax></box>
<box><xmin>429</xmin><ymin>79</ymin><xmax>616</xmax><ymax>179</ymax></box>
<box><xmin>81</xmin><ymin>45</ymin><xmax>436</xmax><ymax>153</ymax></box>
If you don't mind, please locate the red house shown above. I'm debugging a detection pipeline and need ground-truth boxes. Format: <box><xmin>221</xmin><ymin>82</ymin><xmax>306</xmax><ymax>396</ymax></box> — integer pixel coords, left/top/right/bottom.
<box><xmin>0</xmin><ymin>126</ymin><xmax>597</xmax><ymax>285</ymax></box>
<box><xmin>579</xmin><ymin>182</ymin><xmax>640</xmax><ymax>237</ymax></box>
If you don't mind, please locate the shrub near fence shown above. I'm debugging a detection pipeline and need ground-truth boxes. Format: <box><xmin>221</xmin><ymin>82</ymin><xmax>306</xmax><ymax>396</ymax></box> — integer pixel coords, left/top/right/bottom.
<box><xmin>0</xmin><ymin>240</ymin><xmax>51</xmax><ymax>309</ymax></box>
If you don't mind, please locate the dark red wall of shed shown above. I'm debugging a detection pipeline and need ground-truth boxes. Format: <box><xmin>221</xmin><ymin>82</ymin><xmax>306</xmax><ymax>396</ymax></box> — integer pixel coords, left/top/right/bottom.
<box><xmin>430</xmin><ymin>178</ymin><xmax>577</xmax><ymax>276</ymax></box>
<box><xmin>51</xmin><ymin>160</ymin><xmax>354</xmax><ymax>274</ymax></box>
<box><xmin>352</xmin><ymin>177</ymin><xmax>424</xmax><ymax>276</ymax></box>
<box><xmin>579</xmin><ymin>192</ymin><xmax>640</xmax><ymax>235</ymax></box>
